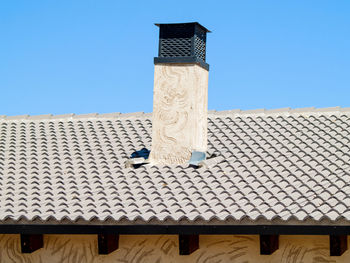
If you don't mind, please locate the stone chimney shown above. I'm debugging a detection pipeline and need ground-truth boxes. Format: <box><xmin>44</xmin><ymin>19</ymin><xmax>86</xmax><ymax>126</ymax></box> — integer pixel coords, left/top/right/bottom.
<box><xmin>149</xmin><ymin>22</ymin><xmax>210</xmax><ymax>165</ymax></box>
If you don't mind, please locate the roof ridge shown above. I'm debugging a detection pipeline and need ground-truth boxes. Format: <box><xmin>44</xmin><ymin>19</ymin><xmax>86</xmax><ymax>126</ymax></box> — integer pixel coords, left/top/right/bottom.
<box><xmin>1</xmin><ymin>106</ymin><xmax>349</xmax><ymax>121</ymax></box>
<box><xmin>210</xmin><ymin>106</ymin><xmax>350</xmax><ymax>116</ymax></box>
<box><xmin>0</xmin><ymin>111</ymin><xmax>153</xmax><ymax>121</ymax></box>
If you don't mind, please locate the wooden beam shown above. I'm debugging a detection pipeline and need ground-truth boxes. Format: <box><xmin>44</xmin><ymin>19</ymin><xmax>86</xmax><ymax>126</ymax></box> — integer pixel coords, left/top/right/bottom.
<box><xmin>4</xmin><ymin>224</ymin><xmax>350</xmax><ymax>235</ymax></box>
<box><xmin>98</xmin><ymin>234</ymin><xmax>119</xmax><ymax>255</ymax></box>
<box><xmin>20</xmin><ymin>234</ymin><xmax>43</xmax><ymax>253</ymax></box>
<box><xmin>330</xmin><ymin>235</ymin><xmax>347</xmax><ymax>256</ymax></box>
<box><xmin>179</xmin><ymin>234</ymin><xmax>199</xmax><ymax>255</ymax></box>
<box><xmin>260</xmin><ymin>235</ymin><xmax>279</xmax><ymax>255</ymax></box>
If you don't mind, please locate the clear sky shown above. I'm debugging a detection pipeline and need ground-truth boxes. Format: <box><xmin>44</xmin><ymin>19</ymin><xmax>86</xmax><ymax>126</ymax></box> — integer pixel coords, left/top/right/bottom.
<box><xmin>1</xmin><ymin>1</ymin><xmax>349</xmax><ymax>116</ymax></box>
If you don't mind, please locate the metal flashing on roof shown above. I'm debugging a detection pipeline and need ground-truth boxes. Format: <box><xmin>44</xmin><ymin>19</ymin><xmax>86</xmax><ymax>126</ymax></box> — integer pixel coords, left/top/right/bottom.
<box><xmin>188</xmin><ymin>151</ymin><xmax>206</xmax><ymax>166</ymax></box>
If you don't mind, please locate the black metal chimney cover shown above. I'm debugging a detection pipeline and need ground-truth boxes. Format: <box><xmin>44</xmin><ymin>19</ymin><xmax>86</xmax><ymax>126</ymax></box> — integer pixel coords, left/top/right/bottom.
<box><xmin>154</xmin><ymin>22</ymin><xmax>210</xmax><ymax>70</ymax></box>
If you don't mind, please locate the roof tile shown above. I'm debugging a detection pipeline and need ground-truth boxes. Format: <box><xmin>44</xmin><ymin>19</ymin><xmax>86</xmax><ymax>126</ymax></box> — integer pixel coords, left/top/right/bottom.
<box><xmin>0</xmin><ymin>108</ymin><xmax>349</xmax><ymax>224</ymax></box>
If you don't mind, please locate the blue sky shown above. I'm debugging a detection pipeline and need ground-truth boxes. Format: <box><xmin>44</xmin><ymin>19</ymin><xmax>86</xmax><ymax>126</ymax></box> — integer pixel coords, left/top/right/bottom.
<box><xmin>1</xmin><ymin>1</ymin><xmax>349</xmax><ymax>116</ymax></box>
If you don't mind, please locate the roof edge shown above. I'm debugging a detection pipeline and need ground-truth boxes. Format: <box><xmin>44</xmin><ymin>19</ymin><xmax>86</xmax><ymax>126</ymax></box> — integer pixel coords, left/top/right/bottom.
<box><xmin>209</xmin><ymin>106</ymin><xmax>350</xmax><ymax>117</ymax></box>
<box><xmin>2</xmin><ymin>215</ymin><xmax>350</xmax><ymax>226</ymax></box>
<box><xmin>1</xmin><ymin>224</ymin><xmax>350</xmax><ymax>235</ymax></box>
<box><xmin>1</xmin><ymin>106</ymin><xmax>350</xmax><ymax>121</ymax></box>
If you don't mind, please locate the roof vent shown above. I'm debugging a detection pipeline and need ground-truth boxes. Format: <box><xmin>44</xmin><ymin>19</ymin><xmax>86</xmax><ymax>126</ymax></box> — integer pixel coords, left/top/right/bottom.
<box><xmin>189</xmin><ymin>151</ymin><xmax>206</xmax><ymax>166</ymax></box>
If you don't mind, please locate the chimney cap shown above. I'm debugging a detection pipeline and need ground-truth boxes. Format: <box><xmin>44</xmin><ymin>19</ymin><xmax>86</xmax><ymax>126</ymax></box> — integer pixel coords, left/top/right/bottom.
<box><xmin>154</xmin><ymin>22</ymin><xmax>211</xmax><ymax>33</ymax></box>
<box><xmin>154</xmin><ymin>22</ymin><xmax>210</xmax><ymax>70</ymax></box>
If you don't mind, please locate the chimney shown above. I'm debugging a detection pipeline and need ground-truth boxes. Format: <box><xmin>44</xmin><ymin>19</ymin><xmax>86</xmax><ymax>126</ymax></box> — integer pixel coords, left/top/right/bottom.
<box><xmin>149</xmin><ymin>22</ymin><xmax>210</xmax><ymax>165</ymax></box>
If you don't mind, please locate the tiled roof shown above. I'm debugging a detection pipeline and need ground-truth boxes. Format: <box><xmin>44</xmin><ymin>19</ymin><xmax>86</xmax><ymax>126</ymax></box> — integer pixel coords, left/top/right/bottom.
<box><xmin>0</xmin><ymin>107</ymin><xmax>350</xmax><ymax>224</ymax></box>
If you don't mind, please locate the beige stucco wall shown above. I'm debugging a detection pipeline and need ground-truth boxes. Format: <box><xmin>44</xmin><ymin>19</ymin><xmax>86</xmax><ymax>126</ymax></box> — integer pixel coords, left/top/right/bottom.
<box><xmin>0</xmin><ymin>234</ymin><xmax>347</xmax><ymax>262</ymax></box>
<box><xmin>150</xmin><ymin>64</ymin><xmax>208</xmax><ymax>165</ymax></box>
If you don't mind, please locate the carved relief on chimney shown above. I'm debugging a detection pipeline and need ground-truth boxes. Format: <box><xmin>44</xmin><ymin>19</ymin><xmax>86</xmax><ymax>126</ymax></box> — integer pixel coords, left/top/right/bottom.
<box><xmin>149</xmin><ymin>64</ymin><xmax>208</xmax><ymax>165</ymax></box>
